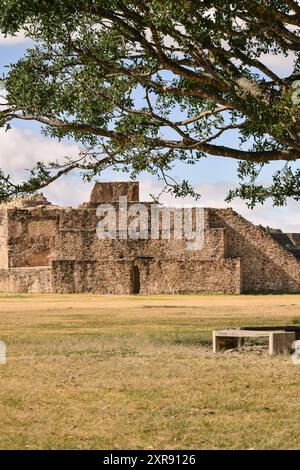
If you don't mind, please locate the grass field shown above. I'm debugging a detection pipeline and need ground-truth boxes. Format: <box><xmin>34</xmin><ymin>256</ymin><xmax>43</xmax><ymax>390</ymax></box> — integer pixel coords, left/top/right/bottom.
<box><xmin>1</xmin><ymin>293</ymin><xmax>300</xmax><ymax>450</ymax></box>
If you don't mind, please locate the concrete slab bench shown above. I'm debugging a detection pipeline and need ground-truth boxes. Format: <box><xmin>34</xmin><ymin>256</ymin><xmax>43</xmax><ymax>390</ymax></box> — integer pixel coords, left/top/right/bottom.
<box><xmin>213</xmin><ymin>329</ymin><xmax>295</xmax><ymax>355</ymax></box>
<box><xmin>240</xmin><ymin>325</ymin><xmax>300</xmax><ymax>340</ymax></box>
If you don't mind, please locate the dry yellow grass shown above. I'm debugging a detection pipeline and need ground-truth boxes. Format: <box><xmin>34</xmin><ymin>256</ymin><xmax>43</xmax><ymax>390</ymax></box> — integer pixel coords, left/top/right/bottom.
<box><xmin>0</xmin><ymin>293</ymin><xmax>300</xmax><ymax>450</ymax></box>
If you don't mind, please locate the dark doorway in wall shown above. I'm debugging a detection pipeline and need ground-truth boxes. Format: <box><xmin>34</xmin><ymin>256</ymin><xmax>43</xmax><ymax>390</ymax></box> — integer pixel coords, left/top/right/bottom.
<box><xmin>132</xmin><ymin>265</ymin><xmax>140</xmax><ymax>294</ymax></box>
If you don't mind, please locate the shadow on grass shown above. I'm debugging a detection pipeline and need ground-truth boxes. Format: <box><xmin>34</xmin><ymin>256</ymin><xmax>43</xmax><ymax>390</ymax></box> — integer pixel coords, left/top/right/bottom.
<box><xmin>148</xmin><ymin>332</ymin><xmax>212</xmax><ymax>347</ymax></box>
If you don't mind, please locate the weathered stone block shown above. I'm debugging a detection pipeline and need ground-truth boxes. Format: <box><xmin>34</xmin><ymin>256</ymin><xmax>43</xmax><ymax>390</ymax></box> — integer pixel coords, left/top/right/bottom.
<box><xmin>90</xmin><ymin>181</ymin><xmax>139</xmax><ymax>203</ymax></box>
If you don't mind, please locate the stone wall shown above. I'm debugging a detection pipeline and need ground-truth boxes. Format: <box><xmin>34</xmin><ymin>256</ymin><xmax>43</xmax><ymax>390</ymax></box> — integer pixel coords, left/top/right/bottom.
<box><xmin>90</xmin><ymin>181</ymin><xmax>140</xmax><ymax>204</ymax></box>
<box><xmin>50</xmin><ymin>257</ymin><xmax>241</xmax><ymax>295</ymax></box>
<box><xmin>6</xmin><ymin>207</ymin><xmax>59</xmax><ymax>267</ymax></box>
<box><xmin>136</xmin><ymin>258</ymin><xmax>241</xmax><ymax>294</ymax></box>
<box><xmin>269</xmin><ymin>231</ymin><xmax>300</xmax><ymax>260</ymax></box>
<box><xmin>0</xmin><ymin>267</ymin><xmax>51</xmax><ymax>293</ymax></box>
<box><xmin>0</xmin><ymin>183</ymin><xmax>300</xmax><ymax>295</ymax></box>
<box><xmin>54</xmin><ymin>205</ymin><xmax>225</xmax><ymax>262</ymax></box>
<box><xmin>51</xmin><ymin>259</ymin><xmax>133</xmax><ymax>294</ymax></box>
<box><xmin>208</xmin><ymin>208</ymin><xmax>300</xmax><ymax>293</ymax></box>
<box><xmin>0</xmin><ymin>209</ymin><xmax>8</xmax><ymax>268</ymax></box>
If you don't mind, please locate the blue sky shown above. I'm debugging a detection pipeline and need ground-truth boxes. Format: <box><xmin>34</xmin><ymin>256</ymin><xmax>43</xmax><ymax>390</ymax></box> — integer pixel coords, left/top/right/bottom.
<box><xmin>0</xmin><ymin>33</ymin><xmax>299</xmax><ymax>232</ymax></box>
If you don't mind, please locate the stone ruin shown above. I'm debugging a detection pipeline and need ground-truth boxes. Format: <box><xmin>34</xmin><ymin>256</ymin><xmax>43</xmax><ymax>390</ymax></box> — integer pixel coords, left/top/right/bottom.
<box><xmin>0</xmin><ymin>181</ymin><xmax>300</xmax><ymax>294</ymax></box>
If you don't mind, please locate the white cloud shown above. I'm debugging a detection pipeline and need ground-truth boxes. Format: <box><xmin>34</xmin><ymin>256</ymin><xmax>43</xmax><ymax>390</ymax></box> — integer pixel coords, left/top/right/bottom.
<box><xmin>0</xmin><ymin>126</ymin><xmax>95</xmax><ymax>207</ymax></box>
<box><xmin>0</xmin><ymin>31</ymin><xmax>32</xmax><ymax>46</ymax></box>
<box><xmin>260</xmin><ymin>52</ymin><xmax>296</xmax><ymax>76</ymax></box>
<box><xmin>43</xmin><ymin>176</ymin><xmax>93</xmax><ymax>208</ymax></box>
<box><xmin>0</xmin><ymin>126</ymin><xmax>80</xmax><ymax>176</ymax></box>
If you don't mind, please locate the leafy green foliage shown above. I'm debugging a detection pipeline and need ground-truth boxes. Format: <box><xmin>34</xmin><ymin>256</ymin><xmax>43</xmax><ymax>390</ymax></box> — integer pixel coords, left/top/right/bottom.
<box><xmin>0</xmin><ymin>0</ymin><xmax>299</xmax><ymax>203</ymax></box>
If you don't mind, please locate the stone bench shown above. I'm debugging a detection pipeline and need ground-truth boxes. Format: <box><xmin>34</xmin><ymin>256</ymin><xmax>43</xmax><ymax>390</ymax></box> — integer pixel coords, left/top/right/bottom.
<box><xmin>213</xmin><ymin>329</ymin><xmax>295</xmax><ymax>355</ymax></box>
<box><xmin>240</xmin><ymin>325</ymin><xmax>300</xmax><ymax>340</ymax></box>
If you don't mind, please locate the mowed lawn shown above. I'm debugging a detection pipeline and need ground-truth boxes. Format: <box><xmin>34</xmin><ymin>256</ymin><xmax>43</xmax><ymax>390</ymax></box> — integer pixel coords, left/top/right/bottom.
<box><xmin>0</xmin><ymin>294</ymin><xmax>300</xmax><ymax>450</ymax></box>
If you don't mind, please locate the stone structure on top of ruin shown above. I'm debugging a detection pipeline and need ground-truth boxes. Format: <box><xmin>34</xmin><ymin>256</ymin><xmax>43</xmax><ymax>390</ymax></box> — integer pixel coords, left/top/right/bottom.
<box><xmin>0</xmin><ymin>181</ymin><xmax>300</xmax><ymax>294</ymax></box>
